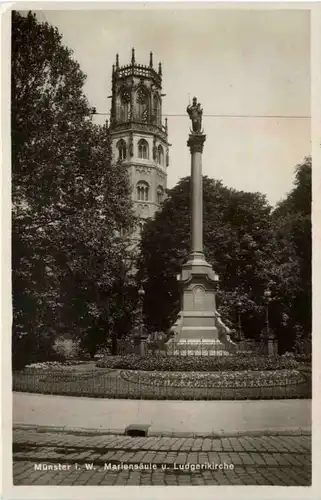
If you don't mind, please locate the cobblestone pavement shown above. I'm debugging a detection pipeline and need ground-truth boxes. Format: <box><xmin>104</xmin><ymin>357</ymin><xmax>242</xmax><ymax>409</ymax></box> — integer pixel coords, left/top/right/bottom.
<box><xmin>13</xmin><ymin>429</ymin><xmax>311</xmax><ymax>486</ymax></box>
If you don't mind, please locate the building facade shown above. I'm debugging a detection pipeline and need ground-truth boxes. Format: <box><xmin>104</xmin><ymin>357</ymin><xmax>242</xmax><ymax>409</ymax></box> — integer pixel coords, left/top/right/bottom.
<box><xmin>109</xmin><ymin>49</ymin><xmax>169</xmax><ymax>238</ymax></box>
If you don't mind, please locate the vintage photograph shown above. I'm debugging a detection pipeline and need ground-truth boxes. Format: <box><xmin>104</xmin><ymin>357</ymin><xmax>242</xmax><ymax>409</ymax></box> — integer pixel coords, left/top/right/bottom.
<box><xmin>10</xmin><ymin>5</ymin><xmax>311</xmax><ymax>490</ymax></box>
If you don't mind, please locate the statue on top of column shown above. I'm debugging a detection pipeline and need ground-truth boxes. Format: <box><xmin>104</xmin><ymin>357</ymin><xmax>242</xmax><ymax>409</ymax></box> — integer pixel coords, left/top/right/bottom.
<box><xmin>187</xmin><ymin>96</ymin><xmax>203</xmax><ymax>134</ymax></box>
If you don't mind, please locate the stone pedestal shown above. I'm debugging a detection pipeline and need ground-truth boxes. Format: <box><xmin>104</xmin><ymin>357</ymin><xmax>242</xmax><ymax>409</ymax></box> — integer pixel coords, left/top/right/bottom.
<box><xmin>168</xmin><ymin>130</ymin><xmax>235</xmax><ymax>355</ymax></box>
<box><xmin>168</xmin><ymin>251</ymin><xmax>232</xmax><ymax>354</ymax></box>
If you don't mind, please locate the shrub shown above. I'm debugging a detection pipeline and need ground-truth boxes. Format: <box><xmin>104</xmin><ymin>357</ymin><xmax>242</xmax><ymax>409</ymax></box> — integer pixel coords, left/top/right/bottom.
<box><xmin>52</xmin><ymin>337</ymin><xmax>81</xmax><ymax>362</ymax></box>
<box><xmin>282</xmin><ymin>351</ymin><xmax>295</xmax><ymax>358</ymax></box>
<box><xmin>96</xmin><ymin>353</ymin><xmax>300</xmax><ymax>372</ymax></box>
<box><xmin>281</xmin><ymin>349</ymin><xmax>311</xmax><ymax>365</ymax></box>
<box><xmin>294</xmin><ymin>332</ymin><xmax>312</xmax><ymax>363</ymax></box>
<box><xmin>295</xmin><ymin>353</ymin><xmax>312</xmax><ymax>364</ymax></box>
<box><xmin>117</xmin><ymin>337</ymin><xmax>136</xmax><ymax>355</ymax></box>
<box><xmin>96</xmin><ymin>356</ymin><xmax>125</xmax><ymax>369</ymax></box>
<box><xmin>12</xmin><ymin>330</ymin><xmax>57</xmax><ymax>370</ymax></box>
<box><xmin>145</xmin><ymin>331</ymin><xmax>168</xmax><ymax>352</ymax></box>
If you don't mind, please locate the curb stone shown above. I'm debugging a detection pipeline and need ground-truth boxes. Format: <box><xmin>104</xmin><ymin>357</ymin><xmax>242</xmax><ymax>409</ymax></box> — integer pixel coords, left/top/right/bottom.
<box><xmin>13</xmin><ymin>423</ymin><xmax>311</xmax><ymax>438</ymax></box>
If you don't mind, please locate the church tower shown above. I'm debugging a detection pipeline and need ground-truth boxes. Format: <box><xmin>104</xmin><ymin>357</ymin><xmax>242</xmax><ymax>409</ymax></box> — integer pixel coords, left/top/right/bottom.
<box><xmin>109</xmin><ymin>49</ymin><xmax>169</xmax><ymax>238</ymax></box>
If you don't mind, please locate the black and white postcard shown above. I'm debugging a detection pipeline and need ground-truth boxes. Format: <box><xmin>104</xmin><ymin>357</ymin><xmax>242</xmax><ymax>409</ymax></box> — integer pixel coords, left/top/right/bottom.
<box><xmin>1</xmin><ymin>2</ymin><xmax>320</xmax><ymax>500</ymax></box>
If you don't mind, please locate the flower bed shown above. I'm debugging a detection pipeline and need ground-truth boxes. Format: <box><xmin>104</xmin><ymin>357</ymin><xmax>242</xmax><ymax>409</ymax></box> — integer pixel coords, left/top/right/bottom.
<box><xmin>96</xmin><ymin>353</ymin><xmax>300</xmax><ymax>372</ymax></box>
<box><xmin>121</xmin><ymin>369</ymin><xmax>306</xmax><ymax>388</ymax></box>
<box><xmin>24</xmin><ymin>361</ymin><xmax>110</xmax><ymax>375</ymax></box>
<box><xmin>25</xmin><ymin>361</ymin><xmax>92</xmax><ymax>370</ymax></box>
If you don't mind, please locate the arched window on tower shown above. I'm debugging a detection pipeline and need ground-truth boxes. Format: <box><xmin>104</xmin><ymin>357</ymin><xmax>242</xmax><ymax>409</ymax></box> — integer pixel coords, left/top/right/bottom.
<box><xmin>116</xmin><ymin>139</ymin><xmax>127</xmax><ymax>160</ymax></box>
<box><xmin>157</xmin><ymin>145</ymin><xmax>164</xmax><ymax>166</ymax></box>
<box><xmin>138</xmin><ymin>139</ymin><xmax>149</xmax><ymax>159</ymax></box>
<box><xmin>153</xmin><ymin>94</ymin><xmax>161</xmax><ymax>126</ymax></box>
<box><xmin>157</xmin><ymin>185</ymin><xmax>164</xmax><ymax>205</ymax></box>
<box><xmin>117</xmin><ymin>89</ymin><xmax>131</xmax><ymax>123</ymax></box>
<box><xmin>137</xmin><ymin>181</ymin><xmax>150</xmax><ymax>201</ymax></box>
<box><xmin>136</xmin><ymin>87</ymin><xmax>149</xmax><ymax>122</ymax></box>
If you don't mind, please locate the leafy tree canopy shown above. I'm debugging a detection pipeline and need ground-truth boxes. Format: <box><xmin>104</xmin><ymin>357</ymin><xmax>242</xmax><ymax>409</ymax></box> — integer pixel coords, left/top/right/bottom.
<box><xmin>272</xmin><ymin>157</ymin><xmax>311</xmax><ymax>351</ymax></box>
<box><xmin>12</xmin><ymin>11</ymin><xmax>136</xmax><ymax>366</ymax></box>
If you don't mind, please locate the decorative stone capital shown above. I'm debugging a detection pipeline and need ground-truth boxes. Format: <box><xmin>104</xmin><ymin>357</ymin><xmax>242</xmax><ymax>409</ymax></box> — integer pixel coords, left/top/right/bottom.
<box><xmin>187</xmin><ymin>133</ymin><xmax>206</xmax><ymax>154</ymax></box>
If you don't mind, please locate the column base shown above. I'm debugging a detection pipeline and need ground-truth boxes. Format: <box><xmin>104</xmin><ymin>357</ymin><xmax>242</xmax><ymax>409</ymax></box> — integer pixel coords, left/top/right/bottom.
<box><xmin>168</xmin><ymin>255</ymin><xmax>236</xmax><ymax>355</ymax></box>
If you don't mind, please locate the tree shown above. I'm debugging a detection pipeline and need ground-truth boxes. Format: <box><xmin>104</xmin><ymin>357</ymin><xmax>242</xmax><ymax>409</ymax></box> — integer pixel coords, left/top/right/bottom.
<box><xmin>272</xmin><ymin>157</ymin><xmax>311</xmax><ymax>353</ymax></box>
<box><xmin>139</xmin><ymin>174</ymin><xmax>305</xmax><ymax>351</ymax></box>
<box><xmin>12</xmin><ymin>12</ymin><xmax>136</xmax><ymax>366</ymax></box>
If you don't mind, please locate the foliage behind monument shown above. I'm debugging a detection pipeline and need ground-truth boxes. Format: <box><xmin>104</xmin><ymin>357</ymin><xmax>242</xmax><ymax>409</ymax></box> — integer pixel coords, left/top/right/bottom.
<box><xmin>140</xmin><ymin>161</ymin><xmax>311</xmax><ymax>354</ymax></box>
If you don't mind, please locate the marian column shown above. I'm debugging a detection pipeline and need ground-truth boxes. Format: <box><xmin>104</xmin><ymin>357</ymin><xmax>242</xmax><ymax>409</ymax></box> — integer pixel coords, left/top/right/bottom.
<box><xmin>187</xmin><ymin>99</ymin><xmax>206</xmax><ymax>263</ymax></box>
<box><xmin>168</xmin><ymin>97</ymin><xmax>234</xmax><ymax>355</ymax></box>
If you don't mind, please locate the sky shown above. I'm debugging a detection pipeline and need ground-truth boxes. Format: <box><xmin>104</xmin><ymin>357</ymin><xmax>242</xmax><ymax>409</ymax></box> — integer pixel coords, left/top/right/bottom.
<box><xmin>35</xmin><ymin>8</ymin><xmax>310</xmax><ymax>206</ymax></box>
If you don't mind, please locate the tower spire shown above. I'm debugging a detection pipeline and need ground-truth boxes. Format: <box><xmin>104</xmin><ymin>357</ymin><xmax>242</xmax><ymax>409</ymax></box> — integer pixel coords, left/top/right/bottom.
<box><xmin>158</xmin><ymin>62</ymin><xmax>162</xmax><ymax>76</ymax></box>
<box><xmin>108</xmin><ymin>50</ymin><xmax>168</xmax><ymax>244</ymax></box>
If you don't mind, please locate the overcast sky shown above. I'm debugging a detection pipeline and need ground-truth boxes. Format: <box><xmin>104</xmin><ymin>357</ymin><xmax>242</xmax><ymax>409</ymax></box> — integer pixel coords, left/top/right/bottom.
<box><xmin>35</xmin><ymin>8</ymin><xmax>310</xmax><ymax>206</ymax></box>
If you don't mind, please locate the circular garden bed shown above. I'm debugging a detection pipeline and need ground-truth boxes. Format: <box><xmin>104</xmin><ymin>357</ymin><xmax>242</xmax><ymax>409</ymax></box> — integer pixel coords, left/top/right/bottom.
<box><xmin>13</xmin><ymin>354</ymin><xmax>311</xmax><ymax>400</ymax></box>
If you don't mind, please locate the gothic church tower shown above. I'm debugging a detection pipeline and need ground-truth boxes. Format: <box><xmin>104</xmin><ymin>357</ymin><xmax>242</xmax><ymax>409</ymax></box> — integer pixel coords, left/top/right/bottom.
<box><xmin>109</xmin><ymin>49</ymin><xmax>169</xmax><ymax>238</ymax></box>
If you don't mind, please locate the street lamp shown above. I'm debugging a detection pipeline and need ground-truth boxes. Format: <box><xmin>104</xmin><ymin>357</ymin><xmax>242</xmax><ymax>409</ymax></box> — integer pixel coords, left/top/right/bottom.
<box><xmin>260</xmin><ymin>284</ymin><xmax>275</xmax><ymax>354</ymax></box>
<box><xmin>263</xmin><ymin>286</ymin><xmax>271</xmax><ymax>338</ymax></box>
<box><xmin>262</xmin><ymin>284</ymin><xmax>277</xmax><ymax>355</ymax></box>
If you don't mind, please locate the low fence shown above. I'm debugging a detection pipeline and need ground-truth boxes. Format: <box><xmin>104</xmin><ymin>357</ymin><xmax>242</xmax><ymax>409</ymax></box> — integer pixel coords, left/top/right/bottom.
<box><xmin>122</xmin><ymin>338</ymin><xmax>279</xmax><ymax>357</ymax></box>
<box><xmin>12</xmin><ymin>366</ymin><xmax>311</xmax><ymax>401</ymax></box>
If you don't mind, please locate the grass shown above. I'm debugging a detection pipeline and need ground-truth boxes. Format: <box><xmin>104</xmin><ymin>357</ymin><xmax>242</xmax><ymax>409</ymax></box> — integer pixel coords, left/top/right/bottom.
<box><xmin>13</xmin><ymin>364</ymin><xmax>311</xmax><ymax>400</ymax></box>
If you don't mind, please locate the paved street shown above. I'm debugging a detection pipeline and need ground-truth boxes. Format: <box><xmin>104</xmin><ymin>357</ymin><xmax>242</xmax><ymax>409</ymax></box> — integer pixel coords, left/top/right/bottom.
<box><xmin>13</xmin><ymin>429</ymin><xmax>311</xmax><ymax>486</ymax></box>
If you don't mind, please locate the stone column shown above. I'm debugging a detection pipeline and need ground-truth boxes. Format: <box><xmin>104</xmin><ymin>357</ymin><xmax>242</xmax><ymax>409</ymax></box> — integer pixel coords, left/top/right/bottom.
<box><xmin>188</xmin><ymin>133</ymin><xmax>206</xmax><ymax>260</ymax></box>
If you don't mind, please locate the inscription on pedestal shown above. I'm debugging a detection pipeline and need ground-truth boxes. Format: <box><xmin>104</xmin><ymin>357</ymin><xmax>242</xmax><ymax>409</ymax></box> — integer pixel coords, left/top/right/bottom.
<box><xmin>193</xmin><ymin>286</ymin><xmax>205</xmax><ymax>309</ymax></box>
